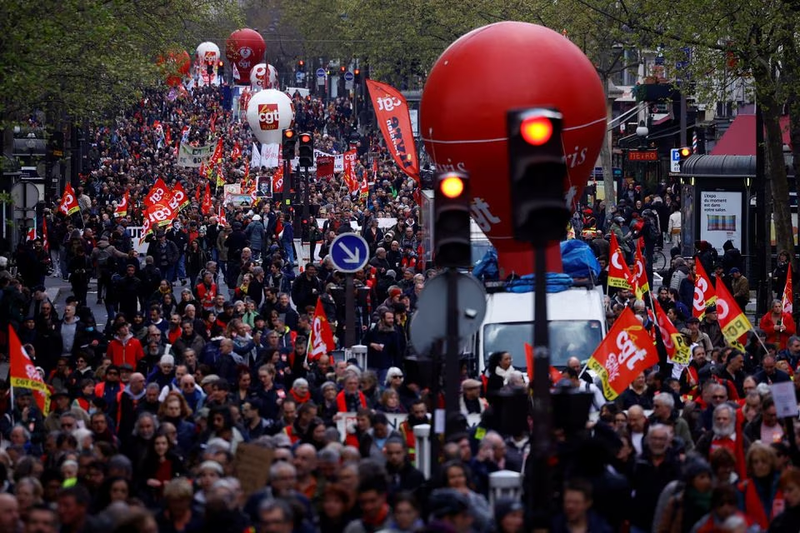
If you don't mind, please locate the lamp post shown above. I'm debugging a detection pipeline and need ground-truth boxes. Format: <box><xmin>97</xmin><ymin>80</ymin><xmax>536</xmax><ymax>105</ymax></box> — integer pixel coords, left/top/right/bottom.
<box><xmin>635</xmin><ymin>120</ymin><xmax>649</xmax><ymax>186</ymax></box>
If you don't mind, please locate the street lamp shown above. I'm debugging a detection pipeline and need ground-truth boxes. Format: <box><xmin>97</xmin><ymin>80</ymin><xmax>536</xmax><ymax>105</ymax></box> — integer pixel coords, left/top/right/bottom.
<box><xmin>635</xmin><ymin>120</ymin><xmax>649</xmax><ymax>148</ymax></box>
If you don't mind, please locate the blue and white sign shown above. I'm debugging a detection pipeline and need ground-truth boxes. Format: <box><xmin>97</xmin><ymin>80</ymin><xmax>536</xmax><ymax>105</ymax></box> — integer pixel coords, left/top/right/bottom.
<box><xmin>670</xmin><ymin>148</ymin><xmax>681</xmax><ymax>173</ymax></box>
<box><xmin>343</xmin><ymin>71</ymin><xmax>354</xmax><ymax>82</ymax></box>
<box><xmin>316</xmin><ymin>68</ymin><xmax>326</xmax><ymax>86</ymax></box>
<box><xmin>330</xmin><ymin>233</ymin><xmax>369</xmax><ymax>273</ymax></box>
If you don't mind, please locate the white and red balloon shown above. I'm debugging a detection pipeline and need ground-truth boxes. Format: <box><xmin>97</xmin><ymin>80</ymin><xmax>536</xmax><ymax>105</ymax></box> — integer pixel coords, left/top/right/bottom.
<box><xmin>195</xmin><ymin>42</ymin><xmax>220</xmax><ymax>67</ymax></box>
<box><xmin>245</xmin><ymin>89</ymin><xmax>294</xmax><ymax>145</ymax></box>
<box><xmin>420</xmin><ymin>21</ymin><xmax>607</xmax><ymax>276</ymax></box>
<box><xmin>225</xmin><ymin>29</ymin><xmax>266</xmax><ymax>85</ymax></box>
<box><xmin>250</xmin><ymin>63</ymin><xmax>279</xmax><ymax>91</ymax></box>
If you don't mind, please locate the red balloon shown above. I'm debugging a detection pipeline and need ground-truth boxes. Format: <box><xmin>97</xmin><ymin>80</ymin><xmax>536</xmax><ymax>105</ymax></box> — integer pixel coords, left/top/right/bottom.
<box><xmin>158</xmin><ymin>50</ymin><xmax>191</xmax><ymax>87</ymax></box>
<box><xmin>226</xmin><ymin>29</ymin><xmax>266</xmax><ymax>85</ymax></box>
<box><xmin>421</xmin><ymin>22</ymin><xmax>607</xmax><ymax>276</ymax></box>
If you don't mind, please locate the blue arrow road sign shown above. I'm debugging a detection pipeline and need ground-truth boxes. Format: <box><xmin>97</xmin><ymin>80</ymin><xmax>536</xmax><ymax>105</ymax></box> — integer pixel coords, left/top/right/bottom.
<box><xmin>330</xmin><ymin>233</ymin><xmax>369</xmax><ymax>273</ymax></box>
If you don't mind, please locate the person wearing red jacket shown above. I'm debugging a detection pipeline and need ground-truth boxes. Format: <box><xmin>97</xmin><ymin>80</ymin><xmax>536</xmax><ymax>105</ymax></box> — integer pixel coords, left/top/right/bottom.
<box><xmin>760</xmin><ymin>299</ymin><xmax>796</xmax><ymax>351</ymax></box>
<box><xmin>106</xmin><ymin>322</ymin><xmax>144</xmax><ymax>368</ymax></box>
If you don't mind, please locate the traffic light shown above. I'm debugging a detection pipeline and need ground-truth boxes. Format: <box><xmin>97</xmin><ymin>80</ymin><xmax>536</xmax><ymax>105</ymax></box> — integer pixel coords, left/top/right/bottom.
<box><xmin>340</xmin><ymin>65</ymin><xmax>346</xmax><ymax>74</ymax></box>
<box><xmin>679</xmin><ymin>146</ymin><xmax>692</xmax><ymax>160</ymax></box>
<box><xmin>282</xmin><ymin>129</ymin><xmax>297</xmax><ymax>161</ymax></box>
<box><xmin>507</xmin><ymin>108</ymin><xmax>569</xmax><ymax>245</ymax></box>
<box><xmin>206</xmin><ymin>62</ymin><xmax>214</xmax><ymax>75</ymax></box>
<box><xmin>298</xmin><ymin>132</ymin><xmax>314</xmax><ymax>168</ymax></box>
<box><xmin>297</xmin><ymin>60</ymin><xmax>305</xmax><ymax>72</ymax></box>
<box><xmin>218</xmin><ymin>61</ymin><xmax>224</xmax><ymax>69</ymax></box>
<box><xmin>353</xmin><ymin>68</ymin><xmax>360</xmax><ymax>81</ymax></box>
<box><xmin>434</xmin><ymin>172</ymin><xmax>471</xmax><ymax>268</ymax></box>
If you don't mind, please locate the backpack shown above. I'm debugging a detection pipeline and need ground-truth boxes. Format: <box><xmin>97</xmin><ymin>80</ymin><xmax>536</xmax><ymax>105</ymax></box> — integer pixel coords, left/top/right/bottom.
<box><xmin>96</xmin><ymin>247</ymin><xmax>113</xmax><ymax>269</ymax></box>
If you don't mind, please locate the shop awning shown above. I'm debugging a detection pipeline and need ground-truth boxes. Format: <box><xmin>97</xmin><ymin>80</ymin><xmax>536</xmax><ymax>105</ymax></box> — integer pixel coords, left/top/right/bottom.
<box><xmin>711</xmin><ymin>114</ymin><xmax>792</xmax><ymax>156</ymax></box>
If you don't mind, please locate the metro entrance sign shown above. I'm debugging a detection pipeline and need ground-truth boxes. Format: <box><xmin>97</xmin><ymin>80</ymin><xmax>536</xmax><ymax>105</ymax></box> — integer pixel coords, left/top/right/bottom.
<box><xmin>627</xmin><ymin>150</ymin><xmax>659</xmax><ymax>161</ymax></box>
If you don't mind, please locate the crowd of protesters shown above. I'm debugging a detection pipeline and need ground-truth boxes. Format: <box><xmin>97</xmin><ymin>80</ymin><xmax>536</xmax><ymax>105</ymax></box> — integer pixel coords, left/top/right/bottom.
<box><xmin>2</xmin><ymin>78</ymin><xmax>800</xmax><ymax>533</ymax></box>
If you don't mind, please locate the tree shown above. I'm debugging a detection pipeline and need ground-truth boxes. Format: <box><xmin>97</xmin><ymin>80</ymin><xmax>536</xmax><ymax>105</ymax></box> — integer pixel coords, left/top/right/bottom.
<box><xmin>0</xmin><ymin>0</ymin><xmax>243</xmax><ymax>123</ymax></box>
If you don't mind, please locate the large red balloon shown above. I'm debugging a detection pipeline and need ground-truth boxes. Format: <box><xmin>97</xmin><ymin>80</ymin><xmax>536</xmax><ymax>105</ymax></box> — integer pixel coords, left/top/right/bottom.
<box><xmin>158</xmin><ymin>50</ymin><xmax>191</xmax><ymax>87</ymax></box>
<box><xmin>421</xmin><ymin>22</ymin><xmax>607</xmax><ymax>276</ymax></box>
<box><xmin>226</xmin><ymin>29</ymin><xmax>266</xmax><ymax>85</ymax></box>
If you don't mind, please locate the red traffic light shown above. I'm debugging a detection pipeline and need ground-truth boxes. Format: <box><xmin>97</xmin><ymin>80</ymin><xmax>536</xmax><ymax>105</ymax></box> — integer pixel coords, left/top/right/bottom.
<box><xmin>439</xmin><ymin>174</ymin><xmax>466</xmax><ymax>198</ymax></box>
<box><xmin>340</xmin><ymin>66</ymin><xmax>346</xmax><ymax>73</ymax></box>
<box><xmin>300</xmin><ymin>133</ymin><xmax>312</xmax><ymax>143</ymax></box>
<box><xmin>284</xmin><ymin>129</ymin><xmax>295</xmax><ymax>139</ymax></box>
<box><xmin>218</xmin><ymin>61</ymin><xmax>224</xmax><ymax>68</ymax></box>
<box><xmin>679</xmin><ymin>147</ymin><xmax>692</xmax><ymax>157</ymax></box>
<box><xmin>298</xmin><ymin>60</ymin><xmax>305</xmax><ymax>66</ymax></box>
<box><xmin>520</xmin><ymin>116</ymin><xmax>554</xmax><ymax>146</ymax></box>
<box><xmin>354</xmin><ymin>68</ymin><xmax>360</xmax><ymax>75</ymax></box>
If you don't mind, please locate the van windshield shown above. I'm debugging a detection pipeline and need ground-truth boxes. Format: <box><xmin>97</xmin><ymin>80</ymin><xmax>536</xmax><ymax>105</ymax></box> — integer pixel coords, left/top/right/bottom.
<box><xmin>482</xmin><ymin>321</ymin><xmax>604</xmax><ymax>370</ymax></box>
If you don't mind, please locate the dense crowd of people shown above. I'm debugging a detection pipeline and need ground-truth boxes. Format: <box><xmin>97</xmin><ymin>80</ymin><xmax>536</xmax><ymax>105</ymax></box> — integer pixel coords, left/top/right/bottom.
<box><xmin>2</xmin><ymin>77</ymin><xmax>800</xmax><ymax>533</ymax></box>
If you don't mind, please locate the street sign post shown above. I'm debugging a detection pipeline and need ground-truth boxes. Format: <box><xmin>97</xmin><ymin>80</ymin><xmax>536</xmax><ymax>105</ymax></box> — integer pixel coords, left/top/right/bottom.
<box><xmin>330</xmin><ymin>233</ymin><xmax>370</xmax><ymax>347</ymax></box>
<box><xmin>670</xmin><ymin>148</ymin><xmax>681</xmax><ymax>173</ymax></box>
<box><xmin>344</xmin><ymin>71</ymin><xmax>354</xmax><ymax>91</ymax></box>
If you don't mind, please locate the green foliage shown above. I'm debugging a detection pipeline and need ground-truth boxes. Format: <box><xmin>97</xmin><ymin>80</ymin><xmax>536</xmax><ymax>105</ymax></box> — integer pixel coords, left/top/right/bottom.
<box><xmin>0</xmin><ymin>0</ymin><xmax>243</xmax><ymax>122</ymax></box>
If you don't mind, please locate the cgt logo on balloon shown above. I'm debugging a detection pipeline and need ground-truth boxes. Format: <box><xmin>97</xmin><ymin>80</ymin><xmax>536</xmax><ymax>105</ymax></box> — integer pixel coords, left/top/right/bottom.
<box><xmin>258</xmin><ymin>104</ymin><xmax>279</xmax><ymax>130</ymax></box>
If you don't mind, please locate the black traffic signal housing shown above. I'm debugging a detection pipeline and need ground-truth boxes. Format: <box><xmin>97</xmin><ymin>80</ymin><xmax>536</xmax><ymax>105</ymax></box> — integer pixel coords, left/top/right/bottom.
<box><xmin>434</xmin><ymin>172</ymin><xmax>471</xmax><ymax>268</ymax></box>
<box><xmin>353</xmin><ymin>68</ymin><xmax>360</xmax><ymax>82</ymax></box>
<box><xmin>507</xmin><ymin>108</ymin><xmax>569</xmax><ymax>245</ymax></box>
<box><xmin>679</xmin><ymin>146</ymin><xmax>692</xmax><ymax>161</ymax></box>
<box><xmin>206</xmin><ymin>62</ymin><xmax>214</xmax><ymax>75</ymax></box>
<box><xmin>298</xmin><ymin>132</ymin><xmax>314</xmax><ymax>168</ymax></box>
<box><xmin>282</xmin><ymin>129</ymin><xmax>297</xmax><ymax>161</ymax></box>
<box><xmin>297</xmin><ymin>60</ymin><xmax>305</xmax><ymax>72</ymax></box>
<box><xmin>340</xmin><ymin>65</ymin><xmax>346</xmax><ymax>74</ymax></box>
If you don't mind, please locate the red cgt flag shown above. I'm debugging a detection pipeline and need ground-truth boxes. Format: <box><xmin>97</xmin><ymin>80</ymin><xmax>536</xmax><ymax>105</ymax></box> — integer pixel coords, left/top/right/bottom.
<box><xmin>144</xmin><ymin>177</ymin><xmax>172</xmax><ymax>208</ymax></box>
<box><xmin>201</xmin><ymin>182</ymin><xmax>213</xmax><ymax>215</ymax></box>
<box><xmin>114</xmin><ymin>190</ymin><xmax>129</xmax><ymax>218</ymax></box>
<box><xmin>59</xmin><ymin>183</ymin><xmax>80</xmax><ymax>216</ymax></box>
<box><xmin>342</xmin><ymin>150</ymin><xmax>360</xmax><ymax>194</ymax></box>
<box><xmin>308</xmin><ymin>299</ymin><xmax>336</xmax><ymax>362</ymax></box>
<box><xmin>783</xmin><ymin>268</ymin><xmax>793</xmax><ymax>315</ymax></box>
<box><xmin>608</xmin><ymin>233</ymin><xmax>633</xmax><ymax>290</ymax></box>
<box><xmin>693</xmin><ymin>260</ymin><xmax>717</xmax><ymax>319</ymax></box>
<box><xmin>587</xmin><ymin>307</ymin><xmax>659</xmax><ymax>400</ymax></box>
<box><xmin>365</xmin><ymin>79</ymin><xmax>420</xmax><ymax>182</ymax></box>
<box><xmin>8</xmin><ymin>326</ymin><xmax>49</xmax><ymax>413</ymax></box>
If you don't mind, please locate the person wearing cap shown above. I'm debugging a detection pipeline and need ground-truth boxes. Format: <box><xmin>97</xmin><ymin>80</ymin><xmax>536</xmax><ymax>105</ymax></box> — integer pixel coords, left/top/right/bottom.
<box><xmin>681</xmin><ymin>316</ymin><xmax>713</xmax><ymax>355</ymax></box>
<box><xmin>244</xmin><ymin>213</ymin><xmax>265</xmax><ymax>262</ymax></box>
<box><xmin>459</xmin><ymin>379</ymin><xmax>488</xmax><ymax>416</ymax></box>
<box><xmin>700</xmin><ymin>304</ymin><xmax>725</xmax><ymax>349</ymax></box>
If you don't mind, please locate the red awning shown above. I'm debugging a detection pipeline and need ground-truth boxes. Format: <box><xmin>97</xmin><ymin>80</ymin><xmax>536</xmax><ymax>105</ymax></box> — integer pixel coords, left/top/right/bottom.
<box><xmin>711</xmin><ymin>114</ymin><xmax>791</xmax><ymax>156</ymax></box>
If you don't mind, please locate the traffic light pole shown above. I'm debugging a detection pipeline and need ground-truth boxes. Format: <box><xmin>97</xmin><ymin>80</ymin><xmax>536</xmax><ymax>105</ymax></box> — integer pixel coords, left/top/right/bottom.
<box><xmin>445</xmin><ymin>267</ymin><xmax>460</xmax><ymax>431</ymax></box>
<box><xmin>529</xmin><ymin>245</ymin><xmax>553</xmax><ymax>529</ymax></box>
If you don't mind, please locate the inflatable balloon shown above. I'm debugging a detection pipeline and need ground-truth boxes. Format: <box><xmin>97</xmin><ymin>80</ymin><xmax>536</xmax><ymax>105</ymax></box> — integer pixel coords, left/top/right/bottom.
<box><xmin>226</xmin><ymin>29</ymin><xmax>266</xmax><ymax>85</ymax></box>
<box><xmin>245</xmin><ymin>89</ymin><xmax>294</xmax><ymax>145</ymax></box>
<box><xmin>250</xmin><ymin>63</ymin><xmax>279</xmax><ymax>90</ymax></box>
<box><xmin>196</xmin><ymin>42</ymin><xmax>220</xmax><ymax>67</ymax></box>
<box><xmin>420</xmin><ymin>21</ymin><xmax>606</xmax><ymax>276</ymax></box>
<box><xmin>157</xmin><ymin>50</ymin><xmax>191</xmax><ymax>87</ymax></box>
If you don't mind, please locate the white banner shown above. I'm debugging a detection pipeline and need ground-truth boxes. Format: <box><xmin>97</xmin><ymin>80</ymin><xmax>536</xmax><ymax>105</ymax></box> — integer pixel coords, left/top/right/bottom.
<box><xmin>251</xmin><ymin>143</ymin><xmax>280</xmax><ymax>170</ymax></box>
<box><xmin>177</xmin><ymin>143</ymin><xmax>214</xmax><ymax>168</ymax></box>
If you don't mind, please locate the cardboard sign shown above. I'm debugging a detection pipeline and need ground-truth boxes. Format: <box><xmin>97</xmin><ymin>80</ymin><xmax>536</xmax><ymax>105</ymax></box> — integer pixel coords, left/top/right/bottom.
<box><xmin>233</xmin><ymin>443</ymin><xmax>274</xmax><ymax>496</ymax></box>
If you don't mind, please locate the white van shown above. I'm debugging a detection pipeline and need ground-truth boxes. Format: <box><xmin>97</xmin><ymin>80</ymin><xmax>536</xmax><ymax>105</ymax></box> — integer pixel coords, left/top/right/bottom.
<box><xmin>475</xmin><ymin>283</ymin><xmax>607</xmax><ymax>374</ymax></box>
